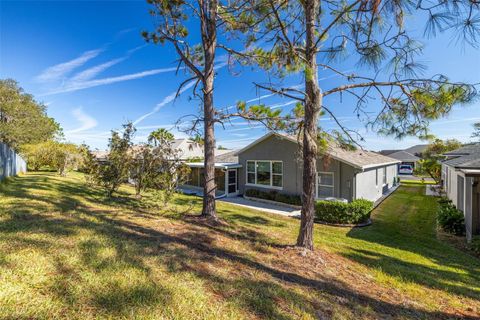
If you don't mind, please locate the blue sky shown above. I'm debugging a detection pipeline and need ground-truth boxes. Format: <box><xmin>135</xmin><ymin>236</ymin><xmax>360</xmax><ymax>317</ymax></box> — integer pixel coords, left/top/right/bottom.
<box><xmin>1</xmin><ymin>0</ymin><xmax>479</xmax><ymax>151</ymax></box>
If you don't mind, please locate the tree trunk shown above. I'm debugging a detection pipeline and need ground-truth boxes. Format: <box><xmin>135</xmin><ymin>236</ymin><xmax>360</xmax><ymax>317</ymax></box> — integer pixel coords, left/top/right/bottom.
<box><xmin>297</xmin><ymin>0</ymin><xmax>321</xmax><ymax>250</ymax></box>
<box><xmin>200</xmin><ymin>0</ymin><xmax>218</xmax><ymax>219</ymax></box>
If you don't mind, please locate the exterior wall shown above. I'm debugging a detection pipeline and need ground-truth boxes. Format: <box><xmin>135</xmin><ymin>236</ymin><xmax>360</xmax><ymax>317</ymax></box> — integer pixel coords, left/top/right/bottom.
<box><xmin>355</xmin><ymin>164</ymin><xmax>397</xmax><ymax>202</ymax></box>
<box><xmin>237</xmin><ymin>134</ymin><xmax>398</xmax><ymax>203</ymax></box>
<box><xmin>238</xmin><ymin>135</ymin><xmax>303</xmax><ymax>196</ymax></box>
<box><xmin>0</xmin><ymin>142</ymin><xmax>27</xmax><ymax>181</ymax></box>
<box><xmin>444</xmin><ymin>164</ymin><xmax>459</xmax><ymax>206</ymax></box>
<box><xmin>443</xmin><ymin>165</ymin><xmax>480</xmax><ymax>242</ymax></box>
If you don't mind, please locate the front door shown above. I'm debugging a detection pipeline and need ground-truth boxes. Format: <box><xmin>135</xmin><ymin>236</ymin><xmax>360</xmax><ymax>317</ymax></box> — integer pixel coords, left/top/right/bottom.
<box><xmin>227</xmin><ymin>169</ymin><xmax>238</xmax><ymax>195</ymax></box>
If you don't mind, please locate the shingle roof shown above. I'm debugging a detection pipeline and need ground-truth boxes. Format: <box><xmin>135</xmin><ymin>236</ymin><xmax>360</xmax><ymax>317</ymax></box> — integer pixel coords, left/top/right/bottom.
<box><xmin>379</xmin><ymin>149</ymin><xmax>401</xmax><ymax>156</ymax></box>
<box><xmin>403</xmin><ymin>144</ymin><xmax>428</xmax><ymax>156</ymax></box>
<box><xmin>443</xmin><ymin>144</ymin><xmax>480</xmax><ymax>169</ymax></box>
<box><xmin>214</xmin><ymin>150</ymin><xmax>238</xmax><ymax>163</ymax></box>
<box><xmin>326</xmin><ymin>143</ymin><xmax>400</xmax><ymax>169</ymax></box>
<box><xmin>237</xmin><ymin>132</ymin><xmax>400</xmax><ymax>170</ymax></box>
<box><xmin>386</xmin><ymin>150</ymin><xmax>420</xmax><ymax>162</ymax></box>
<box><xmin>444</xmin><ymin>143</ymin><xmax>480</xmax><ymax>156</ymax></box>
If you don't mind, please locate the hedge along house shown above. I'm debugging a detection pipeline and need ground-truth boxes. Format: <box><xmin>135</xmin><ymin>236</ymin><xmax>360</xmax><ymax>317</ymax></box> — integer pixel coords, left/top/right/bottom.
<box><xmin>442</xmin><ymin>144</ymin><xmax>480</xmax><ymax>242</ymax></box>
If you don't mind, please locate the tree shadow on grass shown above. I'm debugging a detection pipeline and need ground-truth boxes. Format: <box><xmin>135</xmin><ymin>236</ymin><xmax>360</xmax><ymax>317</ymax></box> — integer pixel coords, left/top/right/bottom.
<box><xmin>77</xmin><ymin>210</ymin><xmax>479</xmax><ymax>319</ymax></box>
<box><xmin>2</xmin><ymin>174</ymin><xmax>479</xmax><ymax>319</ymax></box>
<box><xmin>345</xmin><ymin>186</ymin><xmax>480</xmax><ymax>302</ymax></box>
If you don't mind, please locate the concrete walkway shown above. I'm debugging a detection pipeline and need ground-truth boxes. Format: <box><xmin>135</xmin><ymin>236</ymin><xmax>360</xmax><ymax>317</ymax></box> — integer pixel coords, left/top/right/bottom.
<box><xmin>425</xmin><ymin>185</ymin><xmax>442</xmax><ymax>196</ymax></box>
<box><xmin>219</xmin><ymin>197</ymin><xmax>301</xmax><ymax>217</ymax></box>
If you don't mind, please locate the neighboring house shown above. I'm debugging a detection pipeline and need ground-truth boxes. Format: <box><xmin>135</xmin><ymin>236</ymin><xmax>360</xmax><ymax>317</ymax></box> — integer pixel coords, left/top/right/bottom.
<box><xmin>92</xmin><ymin>138</ymin><xmax>231</xmax><ymax>162</ymax></box>
<box><xmin>404</xmin><ymin>144</ymin><xmax>429</xmax><ymax>158</ymax></box>
<box><xmin>386</xmin><ymin>150</ymin><xmax>420</xmax><ymax>170</ymax></box>
<box><xmin>442</xmin><ymin>144</ymin><xmax>480</xmax><ymax>242</ymax></box>
<box><xmin>182</xmin><ymin>132</ymin><xmax>400</xmax><ymax>202</ymax></box>
<box><xmin>380</xmin><ymin>144</ymin><xmax>428</xmax><ymax>172</ymax></box>
<box><xmin>0</xmin><ymin>142</ymin><xmax>27</xmax><ymax>181</ymax></box>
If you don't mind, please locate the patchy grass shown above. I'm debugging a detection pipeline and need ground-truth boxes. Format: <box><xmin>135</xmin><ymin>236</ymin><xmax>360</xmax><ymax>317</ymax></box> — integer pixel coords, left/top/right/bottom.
<box><xmin>0</xmin><ymin>172</ymin><xmax>479</xmax><ymax>319</ymax></box>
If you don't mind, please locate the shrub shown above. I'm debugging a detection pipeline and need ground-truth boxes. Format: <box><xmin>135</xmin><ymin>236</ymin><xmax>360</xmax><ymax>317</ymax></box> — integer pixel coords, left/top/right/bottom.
<box><xmin>315</xmin><ymin>199</ymin><xmax>373</xmax><ymax>224</ymax></box>
<box><xmin>468</xmin><ymin>236</ymin><xmax>480</xmax><ymax>255</ymax></box>
<box><xmin>437</xmin><ymin>198</ymin><xmax>465</xmax><ymax>236</ymax></box>
<box><xmin>244</xmin><ymin>189</ymin><xmax>301</xmax><ymax>206</ymax></box>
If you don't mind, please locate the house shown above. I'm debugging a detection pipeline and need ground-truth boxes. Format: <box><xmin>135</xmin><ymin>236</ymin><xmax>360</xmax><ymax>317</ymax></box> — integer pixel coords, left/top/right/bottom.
<box><xmin>385</xmin><ymin>150</ymin><xmax>420</xmax><ymax>170</ymax></box>
<box><xmin>404</xmin><ymin>144</ymin><xmax>429</xmax><ymax>157</ymax></box>
<box><xmin>442</xmin><ymin>144</ymin><xmax>480</xmax><ymax>242</ymax></box>
<box><xmin>182</xmin><ymin>132</ymin><xmax>400</xmax><ymax>203</ymax></box>
<box><xmin>92</xmin><ymin>138</ymin><xmax>231</xmax><ymax>162</ymax></box>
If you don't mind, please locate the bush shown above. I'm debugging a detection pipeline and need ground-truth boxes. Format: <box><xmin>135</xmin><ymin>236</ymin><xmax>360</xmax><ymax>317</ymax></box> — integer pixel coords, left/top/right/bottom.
<box><xmin>315</xmin><ymin>199</ymin><xmax>373</xmax><ymax>224</ymax></box>
<box><xmin>244</xmin><ymin>189</ymin><xmax>301</xmax><ymax>206</ymax></box>
<box><xmin>437</xmin><ymin>198</ymin><xmax>465</xmax><ymax>236</ymax></box>
<box><xmin>468</xmin><ymin>236</ymin><xmax>480</xmax><ymax>255</ymax></box>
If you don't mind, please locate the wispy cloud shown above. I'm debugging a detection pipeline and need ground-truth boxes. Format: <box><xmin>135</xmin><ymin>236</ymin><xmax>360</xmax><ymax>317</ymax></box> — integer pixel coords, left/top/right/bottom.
<box><xmin>44</xmin><ymin>67</ymin><xmax>178</xmax><ymax>96</ymax></box>
<box><xmin>70</xmin><ymin>57</ymin><xmax>126</xmax><ymax>82</ymax></box>
<box><xmin>65</xmin><ymin>107</ymin><xmax>98</xmax><ymax>134</ymax></box>
<box><xmin>36</xmin><ymin>49</ymin><xmax>103</xmax><ymax>82</ymax></box>
<box><xmin>133</xmin><ymin>80</ymin><xmax>196</xmax><ymax>125</ymax></box>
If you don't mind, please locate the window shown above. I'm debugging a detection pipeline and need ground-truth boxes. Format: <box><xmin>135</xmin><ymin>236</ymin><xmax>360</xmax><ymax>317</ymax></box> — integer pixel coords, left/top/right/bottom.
<box><xmin>382</xmin><ymin>167</ymin><xmax>387</xmax><ymax>185</ymax></box>
<box><xmin>272</xmin><ymin>162</ymin><xmax>283</xmax><ymax>187</ymax></box>
<box><xmin>375</xmin><ymin>169</ymin><xmax>379</xmax><ymax>187</ymax></box>
<box><xmin>247</xmin><ymin>161</ymin><xmax>256</xmax><ymax>184</ymax></box>
<box><xmin>317</xmin><ymin>172</ymin><xmax>334</xmax><ymax>198</ymax></box>
<box><xmin>245</xmin><ymin>160</ymin><xmax>283</xmax><ymax>188</ymax></box>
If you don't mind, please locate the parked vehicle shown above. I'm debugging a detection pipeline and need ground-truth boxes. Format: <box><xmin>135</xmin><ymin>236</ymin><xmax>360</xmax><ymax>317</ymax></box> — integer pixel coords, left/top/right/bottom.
<box><xmin>398</xmin><ymin>164</ymin><xmax>413</xmax><ymax>175</ymax></box>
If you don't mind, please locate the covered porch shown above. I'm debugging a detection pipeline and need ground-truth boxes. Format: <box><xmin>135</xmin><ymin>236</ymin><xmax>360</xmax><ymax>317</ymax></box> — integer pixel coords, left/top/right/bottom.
<box><xmin>180</xmin><ymin>162</ymin><xmax>242</xmax><ymax>198</ymax></box>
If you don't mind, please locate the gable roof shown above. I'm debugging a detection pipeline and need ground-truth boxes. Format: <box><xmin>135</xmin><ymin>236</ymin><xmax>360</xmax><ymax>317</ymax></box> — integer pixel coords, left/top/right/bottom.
<box><xmin>236</xmin><ymin>132</ymin><xmax>400</xmax><ymax>170</ymax></box>
<box><xmin>214</xmin><ymin>150</ymin><xmax>238</xmax><ymax>163</ymax></box>
<box><xmin>379</xmin><ymin>149</ymin><xmax>401</xmax><ymax>156</ymax></box>
<box><xmin>387</xmin><ymin>150</ymin><xmax>420</xmax><ymax>162</ymax></box>
<box><xmin>404</xmin><ymin>144</ymin><xmax>428</xmax><ymax>156</ymax></box>
<box><xmin>443</xmin><ymin>143</ymin><xmax>480</xmax><ymax>169</ymax></box>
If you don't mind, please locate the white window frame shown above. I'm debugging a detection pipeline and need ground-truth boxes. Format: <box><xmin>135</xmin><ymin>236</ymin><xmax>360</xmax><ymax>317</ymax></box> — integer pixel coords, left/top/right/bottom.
<box><xmin>382</xmin><ymin>167</ymin><xmax>387</xmax><ymax>186</ymax></box>
<box><xmin>375</xmin><ymin>169</ymin><xmax>379</xmax><ymax>187</ymax></box>
<box><xmin>316</xmin><ymin>172</ymin><xmax>334</xmax><ymax>199</ymax></box>
<box><xmin>245</xmin><ymin>160</ymin><xmax>283</xmax><ymax>189</ymax></box>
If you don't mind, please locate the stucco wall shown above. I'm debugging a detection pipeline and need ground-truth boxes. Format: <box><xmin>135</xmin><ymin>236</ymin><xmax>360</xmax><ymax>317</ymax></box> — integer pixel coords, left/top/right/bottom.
<box><xmin>355</xmin><ymin>164</ymin><xmax>397</xmax><ymax>202</ymax></box>
<box><xmin>237</xmin><ymin>134</ymin><xmax>359</xmax><ymax>199</ymax></box>
<box><xmin>0</xmin><ymin>142</ymin><xmax>27</xmax><ymax>181</ymax></box>
<box><xmin>238</xmin><ymin>134</ymin><xmax>303</xmax><ymax>196</ymax></box>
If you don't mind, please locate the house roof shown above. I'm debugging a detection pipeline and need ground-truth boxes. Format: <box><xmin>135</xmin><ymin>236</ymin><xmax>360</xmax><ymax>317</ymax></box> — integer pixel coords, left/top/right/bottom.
<box><xmin>403</xmin><ymin>144</ymin><xmax>428</xmax><ymax>156</ymax></box>
<box><xmin>214</xmin><ymin>150</ymin><xmax>238</xmax><ymax>163</ymax></box>
<box><xmin>378</xmin><ymin>149</ymin><xmax>401</xmax><ymax>156</ymax></box>
<box><xmin>92</xmin><ymin>139</ymin><xmax>233</xmax><ymax>162</ymax></box>
<box><xmin>444</xmin><ymin>143</ymin><xmax>480</xmax><ymax>156</ymax></box>
<box><xmin>386</xmin><ymin>150</ymin><xmax>420</xmax><ymax>162</ymax></box>
<box><xmin>236</xmin><ymin>132</ymin><xmax>400</xmax><ymax>170</ymax></box>
<box><xmin>443</xmin><ymin>144</ymin><xmax>480</xmax><ymax>169</ymax></box>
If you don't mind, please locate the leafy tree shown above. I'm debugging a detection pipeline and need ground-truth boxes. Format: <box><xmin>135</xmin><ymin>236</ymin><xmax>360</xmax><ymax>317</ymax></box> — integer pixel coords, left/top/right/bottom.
<box><xmin>418</xmin><ymin>138</ymin><xmax>462</xmax><ymax>184</ymax></box>
<box><xmin>21</xmin><ymin>141</ymin><xmax>82</xmax><ymax>176</ymax></box>
<box><xmin>143</xmin><ymin>0</ymin><xmax>223</xmax><ymax>219</ymax></box>
<box><xmin>0</xmin><ymin>79</ymin><xmax>61</xmax><ymax>150</ymax></box>
<box><xmin>132</xmin><ymin>129</ymin><xmax>191</xmax><ymax>202</ymax></box>
<box><xmin>94</xmin><ymin>123</ymin><xmax>136</xmax><ymax>198</ymax></box>
<box><xmin>472</xmin><ymin>122</ymin><xmax>480</xmax><ymax>142</ymax></box>
<box><xmin>225</xmin><ymin>0</ymin><xmax>478</xmax><ymax>249</ymax></box>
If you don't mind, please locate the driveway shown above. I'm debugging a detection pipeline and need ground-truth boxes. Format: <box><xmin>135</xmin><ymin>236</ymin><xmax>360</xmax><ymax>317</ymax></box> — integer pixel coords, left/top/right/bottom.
<box><xmin>219</xmin><ymin>197</ymin><xmax>301</xmax><ymax>217</ymax></box>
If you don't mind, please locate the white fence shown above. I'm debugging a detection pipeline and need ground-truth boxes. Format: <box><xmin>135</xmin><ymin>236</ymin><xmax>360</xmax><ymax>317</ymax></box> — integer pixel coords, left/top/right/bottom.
<box><xmin>0</xmin><ymin>142</ymin><xmax>27</xmax><ymax>181</ymax></box>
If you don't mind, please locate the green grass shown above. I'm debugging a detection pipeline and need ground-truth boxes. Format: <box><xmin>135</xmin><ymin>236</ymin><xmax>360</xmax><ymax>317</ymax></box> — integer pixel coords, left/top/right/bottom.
<box><xmin>400</xmin><ymin>179</ymin><xmax>436</xmax><ymax>185</ymax></box>
<box><xmin>0</xmin><ymin>172</ymin><xmax>479</xmax><ymax>319</ymax></box>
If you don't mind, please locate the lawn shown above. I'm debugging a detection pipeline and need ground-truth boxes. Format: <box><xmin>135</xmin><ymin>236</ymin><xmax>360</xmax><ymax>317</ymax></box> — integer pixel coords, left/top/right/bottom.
<box><xmin>0</xmin><ymin>172</ymin><xmax>479</xmax><ymax>319</ymax></box>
